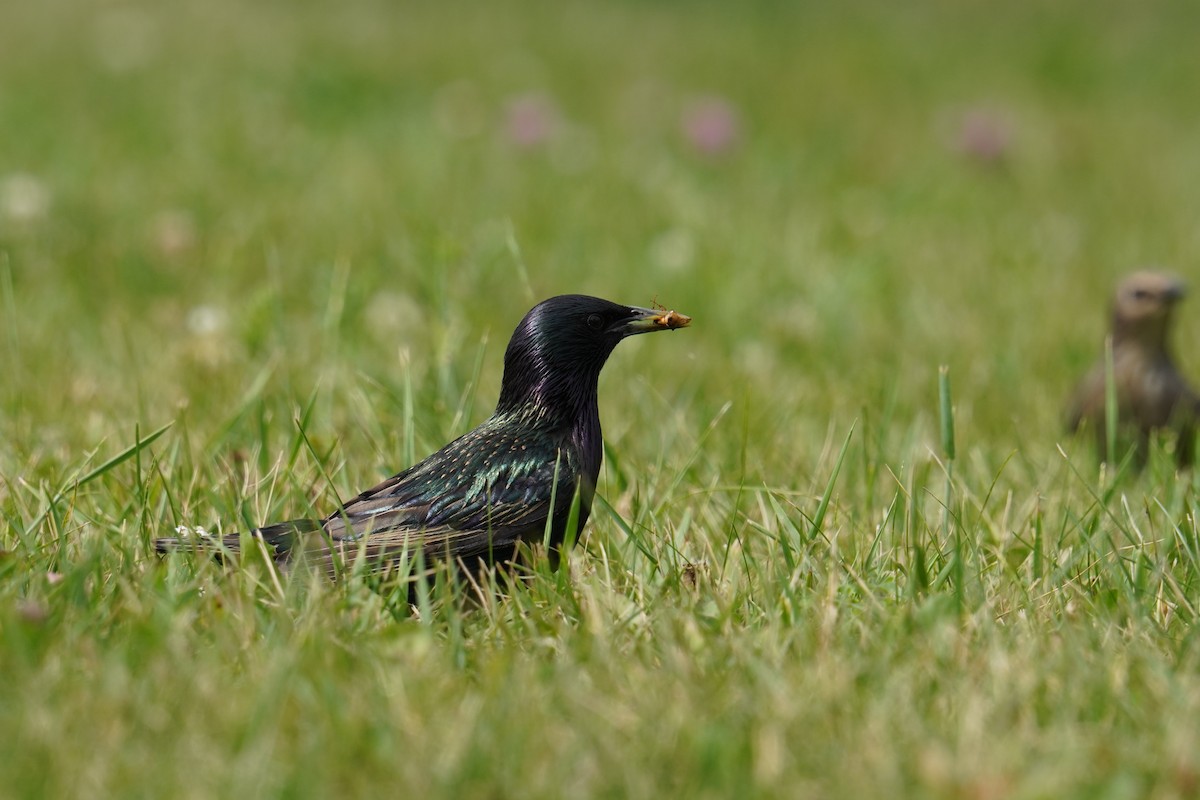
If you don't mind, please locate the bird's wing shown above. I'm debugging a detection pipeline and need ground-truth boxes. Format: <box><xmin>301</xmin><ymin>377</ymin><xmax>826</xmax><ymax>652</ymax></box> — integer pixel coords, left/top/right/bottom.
<box><xmin>319</xmin><ymin>440</ymin><xmax>583</xmax><ymax>566</ymax></box>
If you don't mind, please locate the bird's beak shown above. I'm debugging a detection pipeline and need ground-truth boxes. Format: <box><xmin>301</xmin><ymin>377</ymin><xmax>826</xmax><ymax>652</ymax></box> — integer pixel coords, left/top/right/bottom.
<box><xmin>1165</xmin><ymin>280</ymin><xmax>1187</xmax><ymax>303</ymax></box>
<box><xmin>621</xmin><ymin>306</ymin><xmax>692</xmax><ymax>335</ymax></box>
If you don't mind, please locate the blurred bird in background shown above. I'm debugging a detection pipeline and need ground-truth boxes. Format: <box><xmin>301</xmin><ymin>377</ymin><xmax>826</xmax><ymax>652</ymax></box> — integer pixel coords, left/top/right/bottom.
<box><xmin>1066</xmin><ymin>271</ymin><xmax>1199</xmax><ymax>466</ymax></box>
<box><xmin>157</xmin><ymin>294</ymin><xmax>691</xmax><ymax>586</ymax></box>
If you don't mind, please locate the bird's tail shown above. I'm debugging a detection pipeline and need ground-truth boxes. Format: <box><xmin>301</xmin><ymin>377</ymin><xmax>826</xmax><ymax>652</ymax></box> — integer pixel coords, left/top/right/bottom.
<box><xmin>154</xmin><ymin>519</ymin><xmax>324</xmax><ymax>566</ymax></box>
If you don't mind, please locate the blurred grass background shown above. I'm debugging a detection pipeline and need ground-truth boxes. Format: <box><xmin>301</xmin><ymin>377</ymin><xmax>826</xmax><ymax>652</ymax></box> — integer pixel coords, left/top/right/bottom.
<box><xmin>3</xmin><ymin>0</ymin><xmax>1200</xmax><ymax>797</ymax></box>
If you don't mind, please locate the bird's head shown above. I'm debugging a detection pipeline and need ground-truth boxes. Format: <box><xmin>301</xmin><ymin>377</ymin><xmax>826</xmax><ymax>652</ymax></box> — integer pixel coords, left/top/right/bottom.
<box><xmin>1111</xmin><ymin>271</ymin><xmax>1186</xmax><ymax>348</ymax></box>
<box><xmin>496</xmin><ymin>294</ymin><xmax>690</xmax><ymax>417</ymax></box>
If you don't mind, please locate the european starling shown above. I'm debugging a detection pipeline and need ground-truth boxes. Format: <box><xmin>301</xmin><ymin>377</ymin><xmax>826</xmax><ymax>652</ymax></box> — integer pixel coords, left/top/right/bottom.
<box><xmin>156</xmin><ymin>295</ymin><xmax>691</xmax><ymax>581</ymax></box>
<box><xmin>1065</xmin><ymin>271</ymin><xmax>1199</xmax><ymax>465</ymax></box>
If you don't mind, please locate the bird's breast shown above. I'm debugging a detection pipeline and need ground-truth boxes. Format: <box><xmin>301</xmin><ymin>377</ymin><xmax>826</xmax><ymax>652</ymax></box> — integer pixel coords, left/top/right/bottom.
<box><xmin>571</xmin><ymin>416</ymin><xmax>604</xmax><ymax>485</ymax></box>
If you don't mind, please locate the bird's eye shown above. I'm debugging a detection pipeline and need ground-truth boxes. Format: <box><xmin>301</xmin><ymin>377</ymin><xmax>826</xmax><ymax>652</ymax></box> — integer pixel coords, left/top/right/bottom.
<box><xmin>1131</xmin><ymin>289</ymin><xmax>1153</xmax><ymax>301</ymax></box>
<box><xmin>586</xmin><ymin>314</ymin><xmax>603</xmax><ymax>330</ymax></box>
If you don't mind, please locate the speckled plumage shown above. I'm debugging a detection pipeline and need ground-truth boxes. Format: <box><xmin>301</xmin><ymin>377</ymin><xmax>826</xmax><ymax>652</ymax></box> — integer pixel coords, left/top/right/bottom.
<box><xmin>156</xmin><ymin>295</ymin><xmax>690</xmax><ymax>579</ymax></box>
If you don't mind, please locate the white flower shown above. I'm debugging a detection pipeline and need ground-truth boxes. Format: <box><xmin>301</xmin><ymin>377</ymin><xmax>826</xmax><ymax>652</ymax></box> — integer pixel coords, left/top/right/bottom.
<box><xmin>0</xmin><ymin>173</ymin><xmax>51</xmax><ymax>224</ymax></box>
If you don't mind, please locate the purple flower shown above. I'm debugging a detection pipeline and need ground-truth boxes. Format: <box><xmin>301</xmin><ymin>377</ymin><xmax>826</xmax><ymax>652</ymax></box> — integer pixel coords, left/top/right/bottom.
<box><xmin>681</xmin><ymin>96</ymin><xmax>742</xmax><ymax>157</ymax></box>
<box><xmin>956</xmin><ymin>108</ymin><xmax>1012</xmax><ymax>166</ymax></box>
<box><xmin>504</xmin><ymin>92</ymin><xmax>562</xmax><ymax>150</ymax></box>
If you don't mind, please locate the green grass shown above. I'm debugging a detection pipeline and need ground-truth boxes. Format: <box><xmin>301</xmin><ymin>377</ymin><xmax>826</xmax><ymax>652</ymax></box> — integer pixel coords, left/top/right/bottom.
<box><xmin>4</xmin><ymin>0</ymin><xmax>1200</xmax><ymax>796</ymax></box>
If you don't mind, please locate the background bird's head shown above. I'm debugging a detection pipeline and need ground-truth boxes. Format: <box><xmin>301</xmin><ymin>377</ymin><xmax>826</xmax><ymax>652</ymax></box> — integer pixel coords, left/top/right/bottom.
<box><xmin>1111</xmin><ymin>271</ymin><xmax>1186</xmax><ymax>348</ymax></box>
<box><xmin>496</xmin><ymin>294</ymin><xmax>690</xmax><ymax>417</ymax></box>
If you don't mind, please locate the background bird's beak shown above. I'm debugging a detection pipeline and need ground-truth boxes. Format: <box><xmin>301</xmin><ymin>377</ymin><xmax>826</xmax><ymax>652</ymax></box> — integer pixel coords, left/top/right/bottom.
<box><xmin>621</xmin><ymin>306</ymin><xmax>692</xmax><ymax>335</ymax></box>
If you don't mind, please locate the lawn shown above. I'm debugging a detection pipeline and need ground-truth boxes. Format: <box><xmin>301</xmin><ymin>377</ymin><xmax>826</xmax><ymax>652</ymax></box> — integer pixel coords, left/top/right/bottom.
<box><xmin>3</xmin><ymin>0</ymin><xmax>1200</xmax><ymax>797</ymax></box>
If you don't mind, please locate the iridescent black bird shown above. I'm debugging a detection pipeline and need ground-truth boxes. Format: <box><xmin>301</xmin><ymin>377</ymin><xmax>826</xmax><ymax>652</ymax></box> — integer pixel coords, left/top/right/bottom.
<box><xmin>156</xmin><ymin>295</ymin><xmax>690</xmax><ymax>580</ymax></box>
<box><xmin>1066</xmin><ymin>271</ymin><xmax>1199</xmax><ymax>466</ymax></box>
